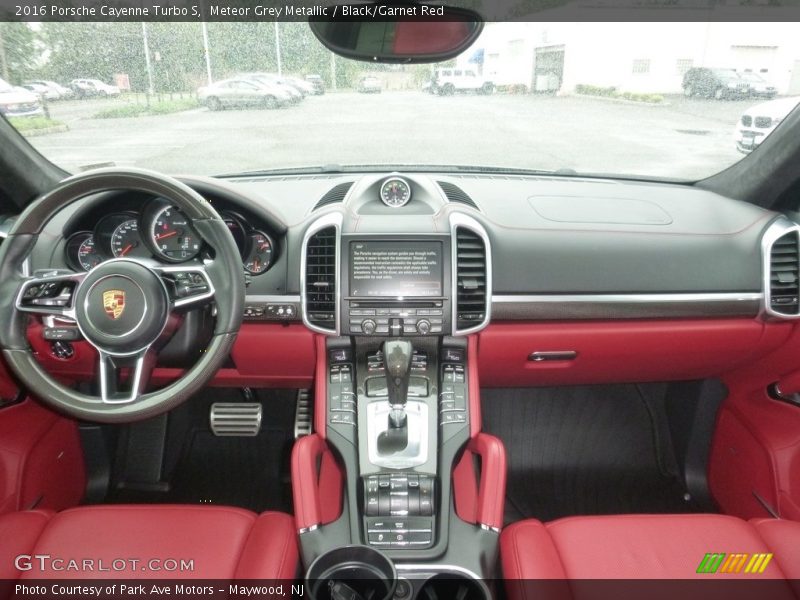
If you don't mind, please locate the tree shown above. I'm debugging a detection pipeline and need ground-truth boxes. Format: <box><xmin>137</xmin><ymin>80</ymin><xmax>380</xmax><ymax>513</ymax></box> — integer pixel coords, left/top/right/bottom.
<box><xmin>0</xmin><ymin>22</ymin><xmax>37</xmax><ymax>83</ymax></box>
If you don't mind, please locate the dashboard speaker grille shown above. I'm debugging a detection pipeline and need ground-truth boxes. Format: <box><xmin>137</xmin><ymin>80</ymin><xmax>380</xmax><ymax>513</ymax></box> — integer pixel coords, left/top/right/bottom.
<box><xmin>314</xmin><ymin>182</ymin><xmax>353</xmax><ymax>210</ymax></box>
<box><xmin>305</xmin><ymin>226</ymin><xmax>337</xmax><ymax>330</ymax></box>
<box><xmin>770</xmin><ymin>231</ymin><xmax>800</xmax><ymax>315</ymax></box>
<box><xmin>438</xmin><ymin>181</ymin><xmax>479</xmax><ymax>210</ymax></box>
<box><xmin>455</xmin><ymin>227</ymin><xmax>487</xmax><ymax>329</ymax></box>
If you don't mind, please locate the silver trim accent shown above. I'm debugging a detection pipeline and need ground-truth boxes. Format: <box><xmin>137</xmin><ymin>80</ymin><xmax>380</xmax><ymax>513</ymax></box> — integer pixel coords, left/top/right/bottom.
<box><xmin>300</xmin><ymin>212</ymin><xmax>342</xmax><ymax>335</ymax></box>
<box><xmin>395</xmin><ymin>563</ymin><xmax>487</xmax><ymax>582</ymax></box>
<box><xmin>380</xmin><ymin>176</ymin><xmax>412</xmax><ymax>208</ymax></box>
<box><xmin>450</xmin><ymin>213</ymin><xmax>492</xmax><ymax>336</ymax></box>
<box><xmin>480</xmin><ymin>523</ymin><xmax>501</xmax><ymax>533</ymax></box>
<box><xmin>210</xmin><ymin>402</ymin><xmax>263</xmax><ymax>436</ymax></box>
<box><xmin>298</xmin><ymin>524</ymin><xmax>319</xmax><ymax>534</ymax></box>
<box><xmin>761</xmin><ymin>216</ymin><xmax>800</xmax><ymax>319</ymax></box>
<box><xmin>491</xmin><ymin>292</ymin><xmax>763</xmax><ymax>320</ymax></box>
<box><xmin>245</xmin><ymin>294</ymin><xmax>302</xmax><ymax>304</ymax></box>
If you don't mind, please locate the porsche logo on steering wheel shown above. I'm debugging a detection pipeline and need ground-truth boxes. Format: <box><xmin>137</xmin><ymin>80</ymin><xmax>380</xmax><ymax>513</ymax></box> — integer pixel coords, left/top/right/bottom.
<box><xmin>102</xmin><ymin>289</ymin><xmax>126</xmax><ymax>320</ymax></box>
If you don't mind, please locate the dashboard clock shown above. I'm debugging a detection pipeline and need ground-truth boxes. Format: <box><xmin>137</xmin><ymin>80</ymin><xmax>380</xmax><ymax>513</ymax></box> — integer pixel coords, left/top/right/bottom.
<box><xmin>380</xmin><ymin>177</ymin><xmax>412</xmax><ymax>208</ymax></box>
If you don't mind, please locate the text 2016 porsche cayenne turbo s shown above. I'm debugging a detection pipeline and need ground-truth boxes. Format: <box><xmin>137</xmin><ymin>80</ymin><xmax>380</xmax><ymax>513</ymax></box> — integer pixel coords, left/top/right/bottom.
<box><xmin>1</xmin><ymin>5</ymin><xmax>799</xmax><ymax>600</ymax></box>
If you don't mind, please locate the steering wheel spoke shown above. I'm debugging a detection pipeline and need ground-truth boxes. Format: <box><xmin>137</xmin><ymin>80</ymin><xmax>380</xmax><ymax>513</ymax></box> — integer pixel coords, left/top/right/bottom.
<box><xmin>98</xmin><ymin>348</ymin><xmax>156</xmax><ymax>404</ymax></box>
<box><xmin>16</xmin><ymin>270</ymin><xmax>85</xmax><ymax>319</ymax></box>
<box><xmin>153</xmin><ymin>263</ymin><xmax>215</xmax><ymax>309</ymax></box>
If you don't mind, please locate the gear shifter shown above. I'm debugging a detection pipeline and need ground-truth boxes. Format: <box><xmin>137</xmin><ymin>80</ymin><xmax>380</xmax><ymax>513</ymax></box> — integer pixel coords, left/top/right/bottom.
<box><xmin>378</xmin><ymin>339</ymin><xmax>413</xmax><ymax>454</ymax></box>
<box><xmin>384</xmin><ymin>339</ymin><xmax>413</xmax><ymax>427</ymax></box>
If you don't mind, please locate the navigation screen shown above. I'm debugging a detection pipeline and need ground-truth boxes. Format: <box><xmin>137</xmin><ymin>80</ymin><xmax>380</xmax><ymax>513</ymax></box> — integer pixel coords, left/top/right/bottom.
<box><xmin>350</xmin><ymin>241</ymin><xmax>443</xmax><ymax>298</ymax></box>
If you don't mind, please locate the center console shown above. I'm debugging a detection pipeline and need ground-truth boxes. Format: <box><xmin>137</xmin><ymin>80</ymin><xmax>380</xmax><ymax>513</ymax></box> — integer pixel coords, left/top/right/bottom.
<box><xmin>295</xmin><ymin>209</ymin><xmax>504</xmax><ymax>598</ymax></box>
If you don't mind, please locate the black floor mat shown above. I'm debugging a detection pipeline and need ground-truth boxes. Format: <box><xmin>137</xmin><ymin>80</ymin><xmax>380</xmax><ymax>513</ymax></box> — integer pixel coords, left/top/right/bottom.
<box><xmin>481</xmin><ymin>385</ymin><xmax>694</xmax><ymax>524</ymax></box>
<box><xmin>109</xmin><ymin>388</ymin><xmax>296</xmax><ymax>514</ymax></box>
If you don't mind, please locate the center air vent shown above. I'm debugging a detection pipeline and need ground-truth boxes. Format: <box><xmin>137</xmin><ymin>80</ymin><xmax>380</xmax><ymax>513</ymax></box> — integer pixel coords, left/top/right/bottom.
<box><xmin>303</xmin><ymin>223</ymin><xmax>338</xmax><ymax>332</ymax></box>
<box><xmin>769</xmin><ymin>230</ymin><xmax>800</xmax><ymax>315</ymax></box>
<box><xmin>454</xmin><ymin>225</ymin><xmax>489</xmax><ymax>331</ymax></box>
<box><xmin>313</xmin><ymin>182</ymin><xmax>353</xmax><ymax>211</ymax></box>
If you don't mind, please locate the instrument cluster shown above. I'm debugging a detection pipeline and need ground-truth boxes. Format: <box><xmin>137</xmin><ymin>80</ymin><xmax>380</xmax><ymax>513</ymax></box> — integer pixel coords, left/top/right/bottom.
<box><xmin>64</xmin><ymin>198</ymin><xmax>276</xmax><ymax>275</ymax></box>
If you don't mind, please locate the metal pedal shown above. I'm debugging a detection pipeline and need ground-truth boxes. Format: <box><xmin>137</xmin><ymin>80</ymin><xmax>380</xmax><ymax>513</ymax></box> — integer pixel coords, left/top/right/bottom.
<box><xmin>210</xmin><ymin>402</ymin><xmax>262</xmax><ymax>437</ymax></box>
<box><xmin>294</xmin><ymin>389</ymin><xmax>313</xmax><ymax>438</ymax></box>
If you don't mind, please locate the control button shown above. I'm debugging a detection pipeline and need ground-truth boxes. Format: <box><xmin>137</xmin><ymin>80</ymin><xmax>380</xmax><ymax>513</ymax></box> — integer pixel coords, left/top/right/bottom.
<box><xmin>416</xmin><ymin>319</ymin><xmax>431</xmax><ymax>335</ymax></box>
<box><xmin>443</xmin><ymin>348</ymin><xmax>464</xmax><ymax>362</ymax></box>
<box><xmin>408</xmin><ymin>530</ymin><xmax>432</xmax><ymax>544</ymax></box>
<box><xmin>341</xmin><ymin>382</ymin><xmax>354</xmax><ymax>396</ymax></box>
<box><xmin>340</xmin><ymin>367</ymin><xmax>352</xmax><ymax>383</ymax></box>
<box><xmin>43</xmin><ymin>327</ymin><xmax>81</xmax><ymax>341</ymax></box>
<box><xmin>440</xmin><ymin>400</ymin><xmax>456</xmax><ymax>412</ymax></box>
<box><xmin>368</xmin><ymin>532</ymin><xmax>390</xmax><ymax>545</ymax></box>
<box><xmin>403</xmin><ymin>324</ymin><xmax>417</xmax><ymax>334</ymax></box>
<box><xmin>330</xmin><ymin>412</ymin><xmax>356</xmax><ymax>425</ymax></box>
<box><xmin>441</xmin><ymin>412</ymin><xmax>467</xmax><ymax>425</ymax></box>
<box><xmin>376</xmin><ymin>308</ymin><xmax>390</xmax><ymax>316</ymax></box>
<box><xmin>362</xmin><ymin>319</ymin><xmax>377</xmax><ymax>335</ymax></box>
<box><xmin>330</xmin><ymin>349</ymin><xmax>351</xmax><ymax>363</ymax></box>
<box><xmin>389</xmin><ymin>318</ymin><xmax>403</xmax><ymax>335</ymax></box>
<box><xmin>51</xmin><ymin>341</ymin><xmax>74</xmax><ymax>360</ymax></box>
<box><xmin>431</xmin><ymin>326</ymin><xmax>443</xmax><ymax>333</ymax></box>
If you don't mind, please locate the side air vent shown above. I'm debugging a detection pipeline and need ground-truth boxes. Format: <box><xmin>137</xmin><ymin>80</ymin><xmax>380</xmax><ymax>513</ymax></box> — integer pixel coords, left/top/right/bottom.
<box><xmin>304</xmin><ymin>224</ymin><xmax>338</xmax><ymax>332</ymax></box>
<box><xmin>438</xmin><ymin>181</ymin><xmax>479</xmax><ymax>210</ymax></box>
<box><xmin>313</xmin><ymin>182</ymin><xmax>353</xmax><ymax>210</ymax></box>
<box><xmin>770</xmin><ymin>230</ymin><xmax>800</xmax><ymax>315</ymax></box>
<box><xmin>454</xmin><ymin>226</ymin><xmax>488</xmax><ymax>331</ymax></box>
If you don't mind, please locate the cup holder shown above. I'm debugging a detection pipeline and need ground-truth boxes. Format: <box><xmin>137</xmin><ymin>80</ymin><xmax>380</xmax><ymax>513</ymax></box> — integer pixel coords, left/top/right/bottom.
<box><xmin>306</xmin><ymin>545</ymin><xmax>397</xmax><ymax>600</ymax></box>
<box><xmin>416</xmin><ymin>574</ymin><xmax>489</xmax><ymax>600</ymax></box>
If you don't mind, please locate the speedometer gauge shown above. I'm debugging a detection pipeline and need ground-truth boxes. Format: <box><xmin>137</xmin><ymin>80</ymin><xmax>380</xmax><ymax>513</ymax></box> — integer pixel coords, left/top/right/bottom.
<box><xmin>244</xmin><ymin>231</ymin><xmax>274</xmax><ymax>274</ymax></box>
<box><xmin>111</xmin><ymin>219</ymin><xmax>148</xmax><ymax>258</ymax></box>
<box><xmin>380</xmin><ymin>177</ymin><xmax>412</xmax><ymax>208</ymax></box>
<box><xmin>151</xmin><ymin>206</ymin><xmax>201</xmax><ymax>262</ymax></box>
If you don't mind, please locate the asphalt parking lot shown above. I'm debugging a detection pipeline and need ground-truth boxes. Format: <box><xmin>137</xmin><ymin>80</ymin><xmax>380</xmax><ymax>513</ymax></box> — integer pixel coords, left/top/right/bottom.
<box><xmin>25</xmin><ymin>91</ymin><xmax>753</xmax><ymax>180</ymax></box>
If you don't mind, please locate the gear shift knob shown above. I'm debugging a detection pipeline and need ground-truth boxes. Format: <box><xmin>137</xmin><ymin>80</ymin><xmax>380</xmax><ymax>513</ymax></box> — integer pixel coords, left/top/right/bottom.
<box><xmin>383</xmin><ymin>339</ymin><xmax>413</xmax><ymax>426</ymax></box>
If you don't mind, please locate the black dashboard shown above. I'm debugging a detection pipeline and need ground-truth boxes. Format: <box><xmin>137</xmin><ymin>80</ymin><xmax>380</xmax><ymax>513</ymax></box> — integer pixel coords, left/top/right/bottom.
<box><xmin>28</xmin><ymin>169</ymin><xmax>791</xmax><ymax>331</ymax></box>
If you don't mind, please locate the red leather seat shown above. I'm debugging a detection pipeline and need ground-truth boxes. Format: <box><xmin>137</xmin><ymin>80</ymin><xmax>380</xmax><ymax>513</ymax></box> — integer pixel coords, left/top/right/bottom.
<box><xmin>1</xmin><ymin>505</ymin><xmax>298</xmax><ymax>579</ymax></box>
<box><xmin>502</xmin><ymin>514</ymin><xmax>800</xmax><ymax>581</ymax></box>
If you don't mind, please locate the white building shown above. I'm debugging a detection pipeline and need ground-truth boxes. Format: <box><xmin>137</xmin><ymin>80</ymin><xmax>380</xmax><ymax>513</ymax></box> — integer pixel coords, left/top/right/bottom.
<box><xmin>460</xmin><ymin>22</ymin><xmax>800</xmax><ymax>95</ymax></box>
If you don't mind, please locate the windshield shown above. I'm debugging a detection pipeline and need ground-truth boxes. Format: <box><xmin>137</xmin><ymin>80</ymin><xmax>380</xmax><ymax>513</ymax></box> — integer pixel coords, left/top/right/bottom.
<box><xmin>2</xmin><ymin>21</ymin><xmax>799</xmax><ymax>180</ymax></box>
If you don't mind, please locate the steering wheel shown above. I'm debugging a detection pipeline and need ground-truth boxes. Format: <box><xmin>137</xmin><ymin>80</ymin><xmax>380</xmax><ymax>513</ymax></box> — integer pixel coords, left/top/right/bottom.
<box><xmin>0</xmin><ymin>168</ymin><xmax>244</xmax><ymax>423</ymax></box>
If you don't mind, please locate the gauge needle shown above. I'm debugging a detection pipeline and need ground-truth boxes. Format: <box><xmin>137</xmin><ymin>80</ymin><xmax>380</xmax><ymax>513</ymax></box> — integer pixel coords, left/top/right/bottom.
<box><xmin>119</xmin><ymin>244</ymin><xmax>133</xmax><ymax>256</ymax></box>
<box><xmin>156</xmin><ymin>231</ymin><xmax>177</xmax><ymax>240</ymax></box>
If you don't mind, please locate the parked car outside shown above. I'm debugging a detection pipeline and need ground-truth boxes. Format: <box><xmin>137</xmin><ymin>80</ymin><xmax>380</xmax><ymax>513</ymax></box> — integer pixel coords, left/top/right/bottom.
<box><xmin>21</xmin><ymin>82</ymin><xmax>53</xmax><ymax>100</ymax></box>
<box><xmin>70</xmin><ymin>78</ymin><xmax>121</xmax><ymax>98</ymax></box>
<box><xmin>0</xmin><ymin>78</ymin><xmax>43</xmax><ymax>117</ymax></box>
<box><xmin>682</xmin><ymin>67</ymin><xmax>750</xmax><ymax>100</ymax></box>
<box><xmin>27</xmin><ymin>80</ymin><xmax>74</xmax><ymax>100</ymax></box>
<box><xmin>238</xmin><ymin>73</ymin><xmax>303</xmax><ymax>103</ymax></box>
<box><xmin>305</xmin><ymin>74</ymin><xmax>325</xmax><ymax>95</ymax></box>
<box><xmin>738</xmin><ymin>72</ymin><xmax>778</xmax><ymax>99</ymax></box>
<box><xmin>284</xmin><ymin>76</ymin><xmax>316</xmax><ymax>96</ymax></box>
<box><xmin>198</xmin><ymin>78</ymin><xmax>291</xmax><ymax>110</ymax></box>
<box><xmin>430</xmin><ymin>68</ymin><xmax>494</xmax><ymax>95</ymax></box>
<box><xmin>358</xmin><ymin>76</ymin><xmax>382</xmax><ymax>94</ymax></box>
<box><xmin>734</xmin><ymin>96</ymin><xmax>800</xmax><ymax>153</ymax></box>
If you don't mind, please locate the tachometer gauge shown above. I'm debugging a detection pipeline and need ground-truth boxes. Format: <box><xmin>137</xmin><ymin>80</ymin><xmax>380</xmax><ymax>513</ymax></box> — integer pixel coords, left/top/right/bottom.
<box><xmin>244</xmin><ymin>231</ymin><xmax>274</xmax><ymax>274</ymax></box>
<box><xmin>110</xmin><ymin>219</ymin><xmax>148</xmax><ymax>258</ymax></box>
<box><xmin>66</xmin><ymin>232</ymin><xmax>103</xmax><ymax>271</ymax></box>
<box><xmin>380</xmin><ymin>177</ymin><xmax>412</xmax><ymax>208</ymax></box>
<box><xmin>151</xmin><ymin>206</ymin><xmax>201</xmax><ymax>262</ymax></box>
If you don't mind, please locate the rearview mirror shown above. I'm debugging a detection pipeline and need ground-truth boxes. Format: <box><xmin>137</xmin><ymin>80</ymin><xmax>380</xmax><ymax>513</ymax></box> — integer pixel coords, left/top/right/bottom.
<box><xmin>309</xmin><ymin>3</ymin><xmax>483</xmax><ymax>64</ymax></box>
